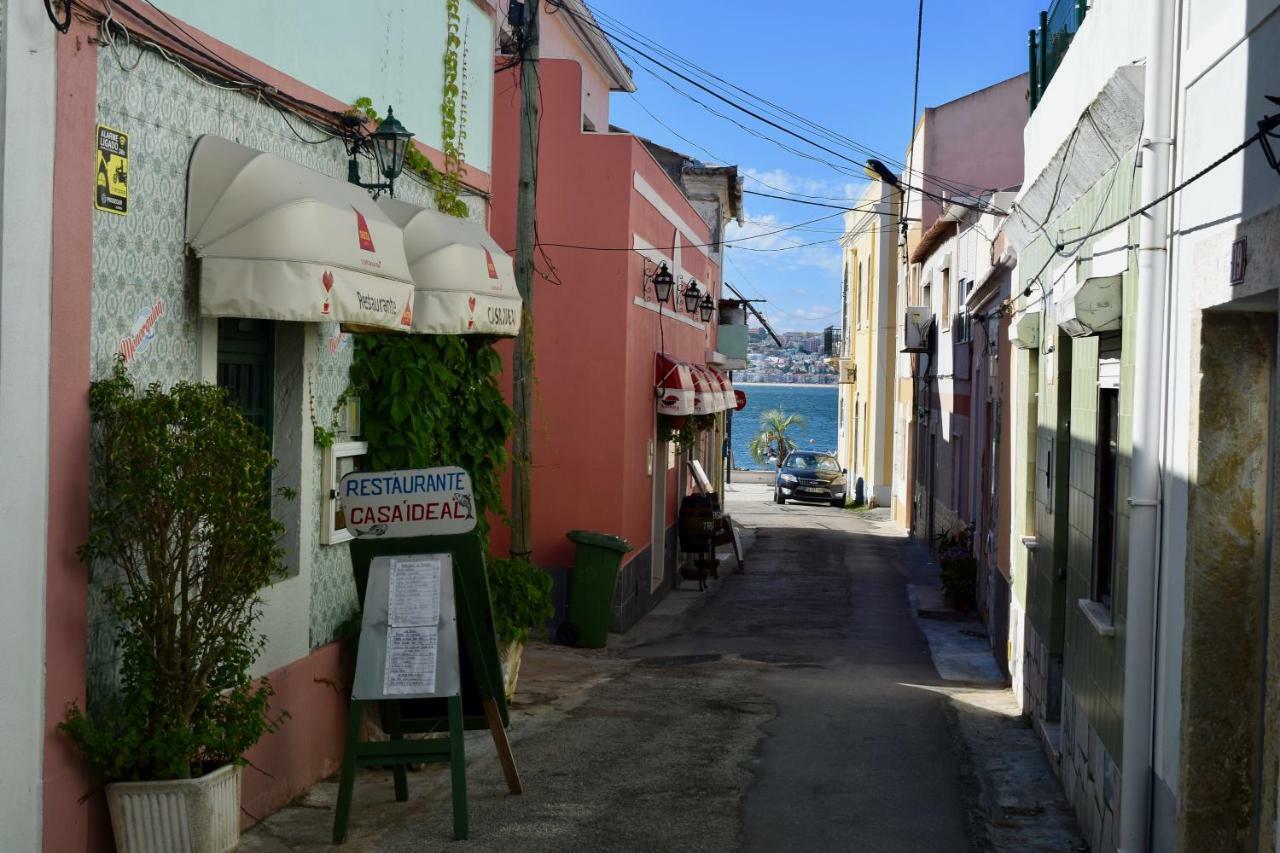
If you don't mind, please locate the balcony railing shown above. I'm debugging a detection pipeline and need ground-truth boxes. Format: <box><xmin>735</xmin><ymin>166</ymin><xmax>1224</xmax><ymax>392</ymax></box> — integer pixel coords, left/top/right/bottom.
<box><xmin>1028</xmin><ymin>0</ymin><xmax>1088</xmax><ymax>114</ymax></box>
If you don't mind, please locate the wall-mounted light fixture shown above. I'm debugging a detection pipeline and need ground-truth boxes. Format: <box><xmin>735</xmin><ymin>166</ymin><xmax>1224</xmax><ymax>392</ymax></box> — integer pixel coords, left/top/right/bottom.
<box><xmin>646</xmin><ymin>261</ymin><xmax>674</xmax><ymax>303</ymax></box>
<box><xmin>698</xmin><ymin>293</ymin><xmax>715</xmax><ymax>322</ymax></box>
<box><xmin>1258</xmin><ymin>97</ymin><xmax>1280</xmax><ymax>177</ymax></box>
<box><xmin>683</xmin><ymin>279</ymin><xmax>702</xmax><ymax>314</ymax></box>
<box><xmin>346</xmin><ymin>106</ymin><xmax>414</xmax><ymax>199</ymax></box>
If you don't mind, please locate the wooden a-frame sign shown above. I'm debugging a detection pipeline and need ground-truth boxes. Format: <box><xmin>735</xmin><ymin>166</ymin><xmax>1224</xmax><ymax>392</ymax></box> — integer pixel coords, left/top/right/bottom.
<box><xmin>333</xmin><ymin>531</ymin><xmax>522</xmax><ymax>843</ymax></box>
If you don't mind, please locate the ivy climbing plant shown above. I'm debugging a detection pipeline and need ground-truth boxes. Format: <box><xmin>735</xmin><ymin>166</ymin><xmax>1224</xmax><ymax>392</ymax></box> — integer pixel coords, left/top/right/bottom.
<box><xmin>350</xmin><ymin>336</ymin><xmax>512</xmax><ymax>534</ymax></box>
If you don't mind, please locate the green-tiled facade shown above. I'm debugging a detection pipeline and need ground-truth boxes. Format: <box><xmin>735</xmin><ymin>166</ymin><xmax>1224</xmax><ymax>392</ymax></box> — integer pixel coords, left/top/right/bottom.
<box><xmin>86</xmin><ymin>45</ymin><xmax>483</xmax><ymax>699</ymax></box>
<box><xmin>1019</xmin><ymin>152</ymin><xmax>1139</xmax><ymax>760</ymax></box>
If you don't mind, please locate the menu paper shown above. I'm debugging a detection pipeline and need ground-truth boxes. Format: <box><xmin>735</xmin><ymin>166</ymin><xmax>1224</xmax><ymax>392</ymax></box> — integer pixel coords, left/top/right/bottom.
<box><xmin>388</xmin><ymin>559</ymin><xmax>442</xmax><ymax>627</ymax></box>
<box><xmin>384</xmin><ymin>627</ymin><xmax>439</xmax><ymax>695</ymax></box>
<box><xmin>383</xmin><ymin>558</ymin><xmax>444</xmax><ymax>696</ymax></box>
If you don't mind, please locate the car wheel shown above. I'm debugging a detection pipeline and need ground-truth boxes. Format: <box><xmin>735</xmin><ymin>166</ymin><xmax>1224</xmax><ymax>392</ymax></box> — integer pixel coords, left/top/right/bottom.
<box><xmin>830</xmin><ymin>498</ymin><xmax>845</xmax><ymax>508</ymax></box>
<box><xmin>774</xmin><ymin>489</ymin><xmax>785</xmax><ymax>505</ymax></box>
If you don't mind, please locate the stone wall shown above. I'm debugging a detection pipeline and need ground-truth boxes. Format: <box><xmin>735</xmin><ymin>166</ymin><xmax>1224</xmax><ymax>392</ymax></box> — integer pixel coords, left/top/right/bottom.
<box><xmin>1061</xmin><ymin>680</ymin><xmax>1121</xmax><ymax>853</ymax></box>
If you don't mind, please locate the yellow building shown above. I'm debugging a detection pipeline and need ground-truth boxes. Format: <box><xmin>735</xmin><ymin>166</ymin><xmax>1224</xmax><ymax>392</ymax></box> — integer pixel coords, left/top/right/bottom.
<box><xmin>835</xmin><ymin>180</ymin><xmax>898</xmax><ymax>507</ymax></box>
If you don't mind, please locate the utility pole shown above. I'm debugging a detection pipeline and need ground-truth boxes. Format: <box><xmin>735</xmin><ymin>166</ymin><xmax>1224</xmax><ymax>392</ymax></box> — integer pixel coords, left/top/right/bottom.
<box><xmin>510</xmin><ymin>0</ymin><xmax>539</xmax><ymax>561</ymax></box>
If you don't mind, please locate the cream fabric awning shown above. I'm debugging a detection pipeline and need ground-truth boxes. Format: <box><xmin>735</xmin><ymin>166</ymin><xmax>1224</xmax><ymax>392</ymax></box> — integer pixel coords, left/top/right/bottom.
<box><xmin>186</xmin><ymin>135</ymin><xmax>415</xmax><ymax>332</ymax></box>
<box><xmin>378</xmin><ymin>198</ymin><xmax>522</xmax><ymax>337</ymax></box>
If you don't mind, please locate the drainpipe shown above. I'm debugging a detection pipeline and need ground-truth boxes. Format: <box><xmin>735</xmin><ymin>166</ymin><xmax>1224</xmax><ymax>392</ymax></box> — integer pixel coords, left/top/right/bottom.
<box><xmin>1118</xmin><ymin>0</ymin><xmax>1178</xmax><ymax>850</ymax></box>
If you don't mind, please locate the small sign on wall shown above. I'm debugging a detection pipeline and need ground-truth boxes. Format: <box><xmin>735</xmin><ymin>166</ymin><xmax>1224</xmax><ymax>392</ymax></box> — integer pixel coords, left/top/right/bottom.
<box><xmin>1230</xmin><ymin>237</ymin><xmax>1248</xmax><ymax>285</ymax></box>
<box><xmin>95</xmin><ymin>125</ymin><xmax>129</xmax><ymax>215</ymax></box>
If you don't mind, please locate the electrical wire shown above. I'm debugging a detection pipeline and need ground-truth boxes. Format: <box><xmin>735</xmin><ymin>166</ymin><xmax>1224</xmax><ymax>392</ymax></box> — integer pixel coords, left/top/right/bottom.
<box><xmin>45</xmin><ymin>0</ymin><xmax>71</xmax><ymax>33</ymax></box>
<box><xmin>579</xmin><ymin>0</ymin><xmax>989</xmax><ymax>200</ymax></box>
<box><xmin>626</xmin><ymin>92</ymin><xmax>867</xmax><ymax>204</ymax></box>
<box><xmin>1058</xmin><ymin>128</ymin><xmax>1266</xmax><ymax>251</ymax></box>
<box><xmin>537</xmin><ymin>209</ymin><xmax>847</xmax><ymax>252</ymax></box>
<box><xmin>550</xmin><ymin>0</ymin><xmax>1006</xmax><ymax>215</ymax></box>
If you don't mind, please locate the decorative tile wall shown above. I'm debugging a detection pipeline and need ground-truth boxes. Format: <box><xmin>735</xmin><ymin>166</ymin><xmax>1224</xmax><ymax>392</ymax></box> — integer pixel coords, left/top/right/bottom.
<box><xmin>87</xmin><ymin>43</ymin><xmax>488</xmax><ymax>698</ymax></box>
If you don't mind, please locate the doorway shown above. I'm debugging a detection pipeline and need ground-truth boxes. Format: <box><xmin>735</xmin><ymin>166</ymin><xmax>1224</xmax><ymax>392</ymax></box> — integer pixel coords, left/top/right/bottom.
<box><xmin>651</xmin><ymin>412</ymin><xmax>669</xmax><ymax>593</ymax></box>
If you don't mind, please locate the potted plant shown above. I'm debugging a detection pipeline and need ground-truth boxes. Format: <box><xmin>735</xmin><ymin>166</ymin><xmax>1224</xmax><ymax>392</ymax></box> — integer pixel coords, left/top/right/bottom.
<box><xmin>61</xmin><ymin>362</ymin><xmax>288</xmax><ymax>853</ymax></box>
<box><xmin>487</xmin><ymin>556</ymin><xmax>554</xmax><ymax>699</ymax></box>
<box><xmin>935</xmin><ymin>526</ymin><xmax>978</xmax><ymax>610</ymax></box>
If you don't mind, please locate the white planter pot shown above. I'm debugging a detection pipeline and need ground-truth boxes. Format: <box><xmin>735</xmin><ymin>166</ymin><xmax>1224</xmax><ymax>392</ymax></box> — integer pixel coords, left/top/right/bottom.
<box><xmin>105</xmin><ymin>763</ymin><xmax>241</xmax><ymax>853</ymax></box>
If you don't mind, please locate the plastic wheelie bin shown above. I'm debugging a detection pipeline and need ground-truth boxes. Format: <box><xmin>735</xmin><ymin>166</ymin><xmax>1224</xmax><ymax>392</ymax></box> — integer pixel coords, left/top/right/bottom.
<box><xmin>563</xmin><ymin>530</ymin><xmax>632</xmax><ymax>648</ymax></box>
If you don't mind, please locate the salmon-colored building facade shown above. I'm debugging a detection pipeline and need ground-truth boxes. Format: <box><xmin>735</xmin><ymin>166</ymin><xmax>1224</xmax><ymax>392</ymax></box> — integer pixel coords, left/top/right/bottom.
<box><xmin>491</xmin><ymin>41</ymin><xmax>740</xmax><ymax>628</ymax></box>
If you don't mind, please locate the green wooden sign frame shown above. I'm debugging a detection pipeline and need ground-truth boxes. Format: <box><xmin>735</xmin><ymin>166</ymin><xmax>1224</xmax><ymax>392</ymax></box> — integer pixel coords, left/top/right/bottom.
<box><xmin>333</xmin><ymin>532</ymin><xmax>521</xmax><ymax>843</ymax></box>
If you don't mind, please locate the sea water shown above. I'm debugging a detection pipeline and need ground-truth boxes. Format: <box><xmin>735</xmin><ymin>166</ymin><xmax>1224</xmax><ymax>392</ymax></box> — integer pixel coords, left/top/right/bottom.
<box><xmin>728</xmin><ymin>383</ymin><xmax>838</xmax><ymax>471</ymax></box>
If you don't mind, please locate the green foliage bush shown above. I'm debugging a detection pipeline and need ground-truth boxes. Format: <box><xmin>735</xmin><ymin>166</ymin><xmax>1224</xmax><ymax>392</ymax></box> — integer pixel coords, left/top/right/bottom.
<box><xmin>486</xmin><ymin>557</ymin><xmax>555</xmax><ymax>645</ymax></box>
<box><xmin>61</xmin><ymin>361</ymin><xmax>288</xmax><ymax>781</ymax></box>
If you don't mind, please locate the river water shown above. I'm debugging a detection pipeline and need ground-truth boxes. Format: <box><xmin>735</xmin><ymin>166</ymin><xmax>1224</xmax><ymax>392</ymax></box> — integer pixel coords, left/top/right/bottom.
<box><xmin>728</xmin><ymin>383</ymin><xmax>838</xmax><ymax>471</ymax></box>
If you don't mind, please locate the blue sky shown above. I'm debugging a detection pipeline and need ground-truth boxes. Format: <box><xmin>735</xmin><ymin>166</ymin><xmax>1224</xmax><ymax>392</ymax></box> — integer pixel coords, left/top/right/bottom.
<box><xmin>589</xmin><ymin>0</ymin><xmax>1043</xmax><ymax>332</ymax></box>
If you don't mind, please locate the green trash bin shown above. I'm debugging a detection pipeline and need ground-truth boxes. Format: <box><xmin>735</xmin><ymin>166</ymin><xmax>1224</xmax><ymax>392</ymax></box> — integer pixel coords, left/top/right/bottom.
<box><xmin>565</xmin><ymin>530</ymin><xmax>632</xmax><ymax>648</ymax></box>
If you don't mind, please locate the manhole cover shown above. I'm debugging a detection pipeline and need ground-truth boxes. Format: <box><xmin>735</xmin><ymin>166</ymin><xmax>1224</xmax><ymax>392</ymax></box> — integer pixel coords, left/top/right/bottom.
<box><xmin>635</xmin><ymin>654</ymin><xmax>723</xmax><ymax>667</ymax></box>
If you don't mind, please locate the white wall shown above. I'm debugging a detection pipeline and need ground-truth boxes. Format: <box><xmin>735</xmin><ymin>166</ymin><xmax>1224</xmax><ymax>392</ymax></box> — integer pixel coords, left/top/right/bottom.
<box><xmin>153</xmin><ymin>0</ymin><xmax>497</xmax><ymax>174</ymax></box>
<box><xmin>0</xmin><ymin>0</ymin><xmax>56</xmax><ymax>847</ymax></box>
<box><xmin>1023</xmin><ymin>0</ymin><xmax>1149</xmax><ymax>187</ymax></box>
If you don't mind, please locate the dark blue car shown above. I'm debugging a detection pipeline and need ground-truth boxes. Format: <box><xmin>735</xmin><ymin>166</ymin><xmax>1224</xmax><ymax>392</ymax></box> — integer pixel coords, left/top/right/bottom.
<box><xmin>774</xmin><ymin>451</ymin><xmax>848</xmax><ymax>507</ymax></box>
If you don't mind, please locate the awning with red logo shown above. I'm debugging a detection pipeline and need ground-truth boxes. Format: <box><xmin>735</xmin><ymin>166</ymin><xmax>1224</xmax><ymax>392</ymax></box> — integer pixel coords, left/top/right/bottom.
<box><xmin>378</xmin><ymin>198</ymin><xmax>522</xmax><ymax>337</ymax></box>
<box><xmin>185</xmin><ymin>135</ymin><xmax>416</xmax><ymax>332</ymax></box>
<box><xmin>655</xmin><ymin>354</ymin><xmax>695</xmax><ymax>416</ymax></box>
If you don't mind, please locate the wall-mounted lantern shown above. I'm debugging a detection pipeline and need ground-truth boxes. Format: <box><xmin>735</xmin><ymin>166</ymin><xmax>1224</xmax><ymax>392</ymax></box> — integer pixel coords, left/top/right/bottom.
<box><xmin>649</xmin><ymin>262</ymin><xmax>674</xmax><ymax>303</ymax></box>
<box><xmin>347</xmin><ymin>106</ymin><xmax>414</xmax><ymax>199</ymax></box>
<box><xmin>683</xmin><ymin>279</ymin><xmax>702</xmax><ymax>314</ymax></box>
<box><xmin>698</xmin><ymin>293</ymin><xmax>715</xmax><ymax>322</ymax></box>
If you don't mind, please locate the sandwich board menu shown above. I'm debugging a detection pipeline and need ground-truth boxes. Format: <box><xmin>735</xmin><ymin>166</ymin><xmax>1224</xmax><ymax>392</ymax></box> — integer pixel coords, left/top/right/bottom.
<box><xmin>332</xmin><ymin>467</ymin><xmax>522</xmax><ymax>845</ymax></box>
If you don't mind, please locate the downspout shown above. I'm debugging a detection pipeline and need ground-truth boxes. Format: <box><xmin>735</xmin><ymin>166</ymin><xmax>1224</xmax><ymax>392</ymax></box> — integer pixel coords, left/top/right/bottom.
<box><xmin>1118</xmin><ymin>0</ymin><xmax>1178</xmax><ymax>850</ymax></box>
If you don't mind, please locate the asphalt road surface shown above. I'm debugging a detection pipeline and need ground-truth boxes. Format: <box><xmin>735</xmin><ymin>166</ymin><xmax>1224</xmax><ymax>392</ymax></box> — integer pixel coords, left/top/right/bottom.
<box><xmin>244</xmin><ymin>483</ymin><xmax>978</xmax><ymax>852</ymax></box>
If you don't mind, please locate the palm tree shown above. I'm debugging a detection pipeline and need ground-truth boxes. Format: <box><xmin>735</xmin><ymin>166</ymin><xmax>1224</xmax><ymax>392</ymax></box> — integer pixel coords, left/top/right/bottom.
<box><xmin>748</xmin><ymin>408</ymin><xmax>807</xmax><ymax>467</ymax></box>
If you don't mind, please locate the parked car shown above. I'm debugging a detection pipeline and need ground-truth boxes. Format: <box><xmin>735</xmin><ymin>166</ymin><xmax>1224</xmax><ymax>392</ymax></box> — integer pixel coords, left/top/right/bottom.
<box><xmin>774</xmin><ymin>451</ymin><xmax>848</xmax><ymax>507</ymax></box>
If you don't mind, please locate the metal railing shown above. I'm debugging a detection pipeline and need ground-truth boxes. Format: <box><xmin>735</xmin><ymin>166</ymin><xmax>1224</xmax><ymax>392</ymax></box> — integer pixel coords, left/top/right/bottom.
<box><xmin>1028</xmin><ymin>0</ymin><xmax>1088</xmax><ymax>114</ymax></box>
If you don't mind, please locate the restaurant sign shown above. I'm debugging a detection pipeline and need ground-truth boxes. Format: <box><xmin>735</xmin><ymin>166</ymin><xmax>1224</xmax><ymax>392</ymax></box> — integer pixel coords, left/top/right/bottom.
<box><xmin>339</xmin><ymin>466</ymin><xmax>476</xmax><ymax>539</ymax></box>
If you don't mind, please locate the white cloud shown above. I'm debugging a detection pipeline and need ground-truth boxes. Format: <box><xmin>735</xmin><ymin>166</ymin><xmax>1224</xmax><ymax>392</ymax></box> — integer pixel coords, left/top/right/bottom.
<box><xmin>791</xmin><ymin>305</ymin><xmax>837</xmax><ymax>322</ymax></box>
<box><xmin>743</xmin><ymin>167</ymin><xmax>862</xmax><ymax>202</ymax></box>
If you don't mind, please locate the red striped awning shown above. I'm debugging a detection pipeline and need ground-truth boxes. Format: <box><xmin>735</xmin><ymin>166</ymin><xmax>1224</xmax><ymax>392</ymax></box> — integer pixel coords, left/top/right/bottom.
<box><xmin>655</xmin><ymin>353</ymin><xmax>695</xmax><ymax>416</ymax></box>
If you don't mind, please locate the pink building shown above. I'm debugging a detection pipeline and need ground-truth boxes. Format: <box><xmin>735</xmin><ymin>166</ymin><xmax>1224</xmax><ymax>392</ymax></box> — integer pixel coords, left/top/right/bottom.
<box><xmin>490</xmin><ymin>24</ymin><xmax>741</xmax><ymax>628</ymax></box>
<box><xmin>897</xmin><ymin>74</ymin><xmax>1027</xmax><ymax>543</ymax></box>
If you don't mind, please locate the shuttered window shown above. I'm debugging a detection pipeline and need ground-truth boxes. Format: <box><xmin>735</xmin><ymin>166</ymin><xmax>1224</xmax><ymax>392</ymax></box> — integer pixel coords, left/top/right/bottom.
<box><xmin>216</xmin><ymin>318</ymin><xmax>274</xmax><ymax>444</ymax></box>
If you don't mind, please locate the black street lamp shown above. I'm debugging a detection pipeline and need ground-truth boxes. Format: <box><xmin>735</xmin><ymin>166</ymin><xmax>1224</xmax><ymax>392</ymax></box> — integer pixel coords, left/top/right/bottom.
<box><xmin>651</xmin><ymin>262</ymin><xmax>674</xmax><ymax>303</ymax></box>
<box><xmin>347</xmin><ymin>106</ymin><xmax>414</xmax><ymax>198</ymax></box>
<box><xmin>683</xmin><ymin>279</ymin><xmax>701</xmax><ymax>314</ymax></box>
<box><xmin>698</xmin><ymin>293</ymin><xmax>715</xmax><ymax>322</ymax></box>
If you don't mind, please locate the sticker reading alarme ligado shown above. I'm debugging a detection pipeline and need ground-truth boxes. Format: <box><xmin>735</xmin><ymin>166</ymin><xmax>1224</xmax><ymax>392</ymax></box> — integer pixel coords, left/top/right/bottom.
<box><xmin>339</xmin><ymin>466</ymin><xmax>476</xmax><ymax>539</ymax></box>
<box><xmin>95</xmin><ymin>125</ymin><xmax>129</xmax><ymax>215</ymax></box>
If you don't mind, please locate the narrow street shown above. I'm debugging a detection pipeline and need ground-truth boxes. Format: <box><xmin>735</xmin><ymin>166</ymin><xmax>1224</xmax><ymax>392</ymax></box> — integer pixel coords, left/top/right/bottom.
<box><xmin>245</xmin><ymin>484</ymin><xmax>1078</xmax><ymax>853</ymax></box>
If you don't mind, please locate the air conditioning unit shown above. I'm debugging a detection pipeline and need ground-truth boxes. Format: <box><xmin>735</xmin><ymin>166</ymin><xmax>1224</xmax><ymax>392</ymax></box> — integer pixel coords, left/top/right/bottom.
<box><xmin>901</xmin><ymin>307</ymin><xmax>931</xmax><ymax>353</ymax></box>
<box><xmin>838</xmin><ymin>359</ymin><xmax>856</xmax><ymax>384</ymax></box>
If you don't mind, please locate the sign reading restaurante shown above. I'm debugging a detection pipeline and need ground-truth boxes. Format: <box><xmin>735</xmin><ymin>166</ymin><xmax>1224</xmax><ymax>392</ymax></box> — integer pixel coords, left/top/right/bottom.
<box><xmin>339</xmin><ymin>466</ymin><xmax>477</xmax><ymax>539</ymax></box>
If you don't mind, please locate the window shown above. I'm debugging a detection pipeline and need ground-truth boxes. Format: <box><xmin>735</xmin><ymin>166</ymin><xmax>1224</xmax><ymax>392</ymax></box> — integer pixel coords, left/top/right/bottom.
<box><xmin>955</xmin><ymin>279</ymin><xmax>973</xmax><ymax>343</ymax></box>
<box><xmin>940</xmin><ymin>267</ymin><xmax>951</xmax><ymax>331</ymax></box>
<box><xmin>1092</xmin><ymin>388</ymin><xmax>1119</xmax><ymax>607</ymax></box>
<box><xmin>217</xmin><ymin>318</ymin><xmax>274</xmax><ymax>441</ymax></box>
<box><xmin>1092</xmin><ymin>335</ymin><xmax>1122</xmax><ymax>608</ymax></box>
<box><xmin>858</xmin><ymin>260</ymin><xmax>866</xmax><ymax>327</ymax></box>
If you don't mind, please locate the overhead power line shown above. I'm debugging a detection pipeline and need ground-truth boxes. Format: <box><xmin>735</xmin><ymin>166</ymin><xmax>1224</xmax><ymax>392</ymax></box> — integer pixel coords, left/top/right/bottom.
<box><xmin>550</xmin><ymin>0</ymin><xmax>1006</xmax><ymax>216</ymax></box>
<box><xmin>581</xmin><ymin>0</ymin><xmax>990</xmax><ymax>200</ymax></box>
